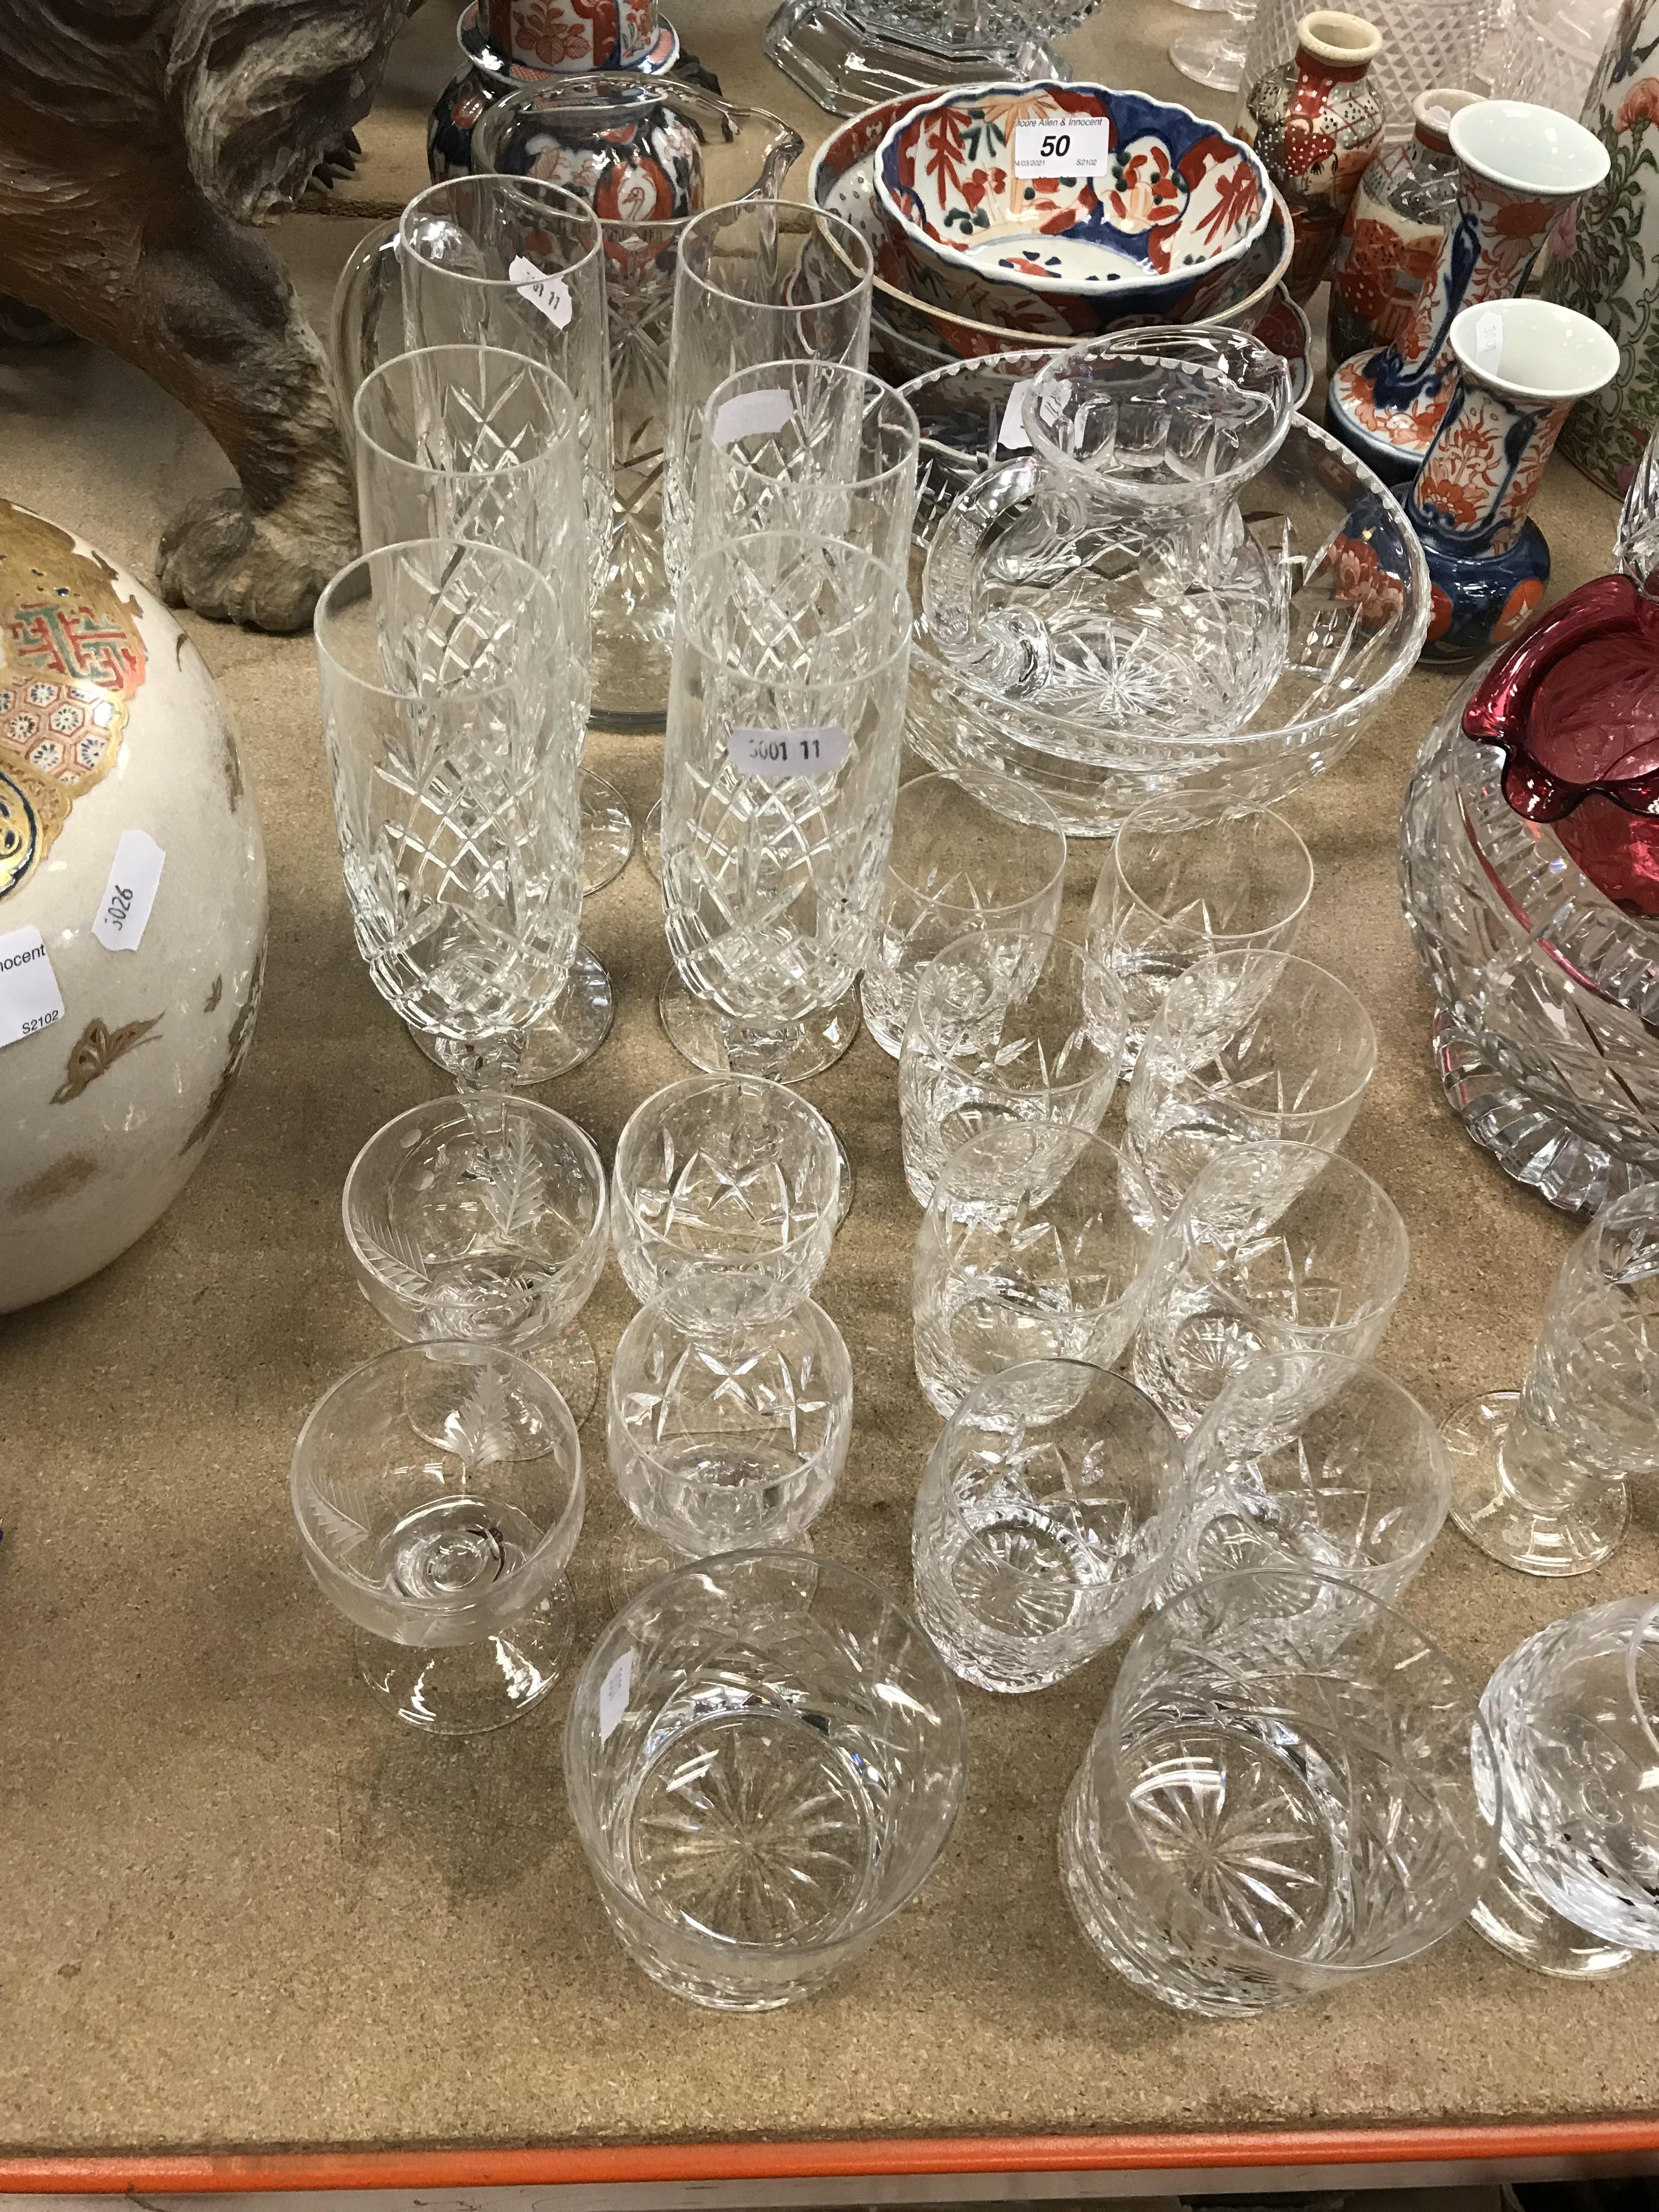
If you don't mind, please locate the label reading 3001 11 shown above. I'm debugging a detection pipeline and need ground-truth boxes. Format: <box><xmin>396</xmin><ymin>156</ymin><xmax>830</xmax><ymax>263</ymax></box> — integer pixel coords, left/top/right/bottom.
<box><xmin>727</xmin><ymin>723</ymin><xmax>850</xmax><ymax>780</ymax></box>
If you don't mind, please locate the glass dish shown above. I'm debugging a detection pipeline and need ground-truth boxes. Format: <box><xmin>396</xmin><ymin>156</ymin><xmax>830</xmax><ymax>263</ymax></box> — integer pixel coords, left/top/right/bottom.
<box><xmin>902</xmin><ymin>353</ymin><xmax>1428</xmax><ymax>837</ymax></box>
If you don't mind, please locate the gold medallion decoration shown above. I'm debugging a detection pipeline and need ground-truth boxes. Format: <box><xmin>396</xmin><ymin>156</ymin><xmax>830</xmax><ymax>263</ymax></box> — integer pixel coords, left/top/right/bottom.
<box><xmin>0</xmin><ymin>501</ymin><xmax>148</xmax><ymax>903</ymax></box>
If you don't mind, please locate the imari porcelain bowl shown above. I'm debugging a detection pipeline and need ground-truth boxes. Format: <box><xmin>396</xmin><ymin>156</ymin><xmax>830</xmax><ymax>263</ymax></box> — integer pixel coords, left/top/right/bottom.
<box><xmin>809</xmin><ymin>93</ymin><xmax>1293</xmax><ymax>366</ymax></box>
<box><xmin>874</xmin><ymin>82</ymin><xmax>1272</xmax><ymax>330</ymax></box>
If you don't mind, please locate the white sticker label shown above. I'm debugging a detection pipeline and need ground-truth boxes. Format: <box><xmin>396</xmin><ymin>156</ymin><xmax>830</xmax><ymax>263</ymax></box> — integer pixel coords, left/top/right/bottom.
<box><xmin>0</xmin><ymin>926</ymin><xmax>65</xmax><ymax>1049</ymax></box>
<box><xmin>1474</xmin><ymin>308</ymin><xmax>1505</xmax><ymax>375</ymax></box>
<box><xmin>508</xmin><ymin>253</ymin><xmax>572</xmax><ymax>330</ymax></box>
<box><xmin>997</xmin><ymin>379</ymin><xmax>1034</xmax><ymax>452</ymax></box>
<box><xmin>597</xmin><ymin>1649</ymin><xmax>634</xmax><ymax>1744</ymax></box>
<box><xmin>728</xmin><ymin>723</ymin><xmax>850</xmax><ymax>780</ymax></box>
<box><xmin>712</xmin><ymin>387</ymin><xmax>795</xmax><ymax>447</ymax></box>
<box><xmin>1013</xmin><ymin>116</ymin><xmax>1113</xmax><ymax>178</ymax></box>
<box><xmin>93</xmin><ymin>830</ymin><xmax>165</xmax><ymax>953</ymax></box>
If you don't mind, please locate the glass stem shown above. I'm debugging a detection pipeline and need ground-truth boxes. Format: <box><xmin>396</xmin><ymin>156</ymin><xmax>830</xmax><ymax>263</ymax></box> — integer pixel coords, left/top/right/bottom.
<box><xmin>434</xmin><ymin>1028</ymin><xmax>528</xmax><ymax>1098</ymax></box>
<box><xmin>1503</xmin><ymin>1384</ymin><xmax>1610</xmax><ymax>1517</ymax></box>
<box><xmin>719</xmin><ymin>1012</ymin><xmax>803</xmax><ymax>1082</ymax></box>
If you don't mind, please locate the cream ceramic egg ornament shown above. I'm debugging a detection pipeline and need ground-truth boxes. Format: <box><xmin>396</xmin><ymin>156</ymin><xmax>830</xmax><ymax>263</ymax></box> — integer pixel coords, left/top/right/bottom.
<box><xmin>0</xmin><ymin>499</ymin><xmax>268</xmax><ymax>1312</ymax></box>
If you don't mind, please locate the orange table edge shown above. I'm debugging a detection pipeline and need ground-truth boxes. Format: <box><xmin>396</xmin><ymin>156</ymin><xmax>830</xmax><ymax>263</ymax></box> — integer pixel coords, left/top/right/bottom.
<box><xmin>4</xmin><ymin>2123</ymin><xmax>1659</xmax><ymax>2193</ymax></box>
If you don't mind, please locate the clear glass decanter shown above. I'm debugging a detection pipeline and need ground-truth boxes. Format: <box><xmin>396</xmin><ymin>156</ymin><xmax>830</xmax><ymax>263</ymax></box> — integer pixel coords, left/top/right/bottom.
<box><xmin>922</xmin><ymin>329</ymin><xmax>1296</xmax><ymax>754</ymax></box>
<box><xmin>1400</xmin><ymin>424</ymin><xmax>1659</xmax><ymax>1212</ymax></box>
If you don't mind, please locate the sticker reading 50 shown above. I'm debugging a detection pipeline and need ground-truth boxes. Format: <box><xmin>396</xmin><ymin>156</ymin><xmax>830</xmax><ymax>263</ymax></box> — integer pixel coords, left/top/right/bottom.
<box><xmin>727</xmin><ymin>723</ymin><xmax>851</xmax><ymax>781</ymax></box>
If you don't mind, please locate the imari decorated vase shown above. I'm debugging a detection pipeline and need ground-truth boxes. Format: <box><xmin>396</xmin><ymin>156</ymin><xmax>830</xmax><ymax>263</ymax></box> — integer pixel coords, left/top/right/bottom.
<box><xmin>1328</xmin><ymin>98</ymin><xmax>1610</xmax><ymax>484</ymax></box>
<box><xmin>1403</xmin><ymin>296</ymin><xmax>1620</xmax><ymax>662</ymax></box>
<box><xmin>428</xmin><ymin>1</ymin><xmax>681</xmax><ymax>182</ymax></box>
<box><xmin>1327</xmin><ymin>87</ymin><xmax>1479</xmax><ymax>366</ymax></box>
<box><xmin>1545</xmin><ymin>0</ymin><xmax>1659</xmax><ymax>495</ymax></box>
<box><xmin>1239</xmin><ymin>11</ymin><xmax>1385</xmax><ymax>303</ymax></box>
<box><xmin>0</xmin><ymin>501</ymin><xmax>267</xmax><ymax>1311</ymax></box>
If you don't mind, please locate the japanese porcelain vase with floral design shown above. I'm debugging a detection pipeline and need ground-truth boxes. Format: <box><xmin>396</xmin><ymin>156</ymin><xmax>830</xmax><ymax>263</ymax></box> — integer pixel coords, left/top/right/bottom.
<box><xmin>1545</xmin><ymin>0</ymin><xmax>1659</xmax><ymax>495</ymax></box>
<box><xmin>1403</xmin><ymin>296</ymin><xmax>1621</xmax><ymax>661</ymax></box>
<box><xmin>1328</xmin><ymin>98</ymin><xmax>1610</xmax><ymax>484</ymax></box>
<box><xmin>873</xmin><ymin>82</ymin><xmax>1272</xmax><ymax>333</ymax></box>
<box><xmin>0</xmin><ymin>501</ymin><xmax>267</xmax><ymax>1311</ymax></box>
<box><xmin>1239</xmin><ymin>12</ymin><xmax>1386</xmax><ymax>303</ymax></box>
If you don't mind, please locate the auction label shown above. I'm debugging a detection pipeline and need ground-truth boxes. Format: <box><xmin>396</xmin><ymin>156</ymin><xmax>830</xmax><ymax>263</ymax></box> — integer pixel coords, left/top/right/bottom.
<box><xmin>598</xmin><ymin>1649</ymin><xmax>634</xmax><ymax>1744</ymax></box>
<box><xmin>997</xmin><ymin>378</ymin><xmax>1035</xmax><ymax>452</ymax></box>
<box><xmin>93</xmin><ymin>830</ymin><xmax>166</xmax><ymax>952</ymax></box>
<box><xmin>0</xmin><ymin>926</ymin><xmax>65</xmax><ymax>1049</ymax></box>
<box><xmin>728</xmin><ymin>722</ymin><xmax>850</xmax><ymax>780</ymax></box>
<box><xmin>1013</xmin><ymin>116</ymin><xmax>1113</xmax><ymax>178</ymax></box>
<box><xmin>509</xmin><ymin>255</ymin><xmax>573</xmax><ymax>330</ymax></box>
<box><xmin>712</xmin><ymin>387</ymin><xmax>795</xmax><ymax>446</ymax></box>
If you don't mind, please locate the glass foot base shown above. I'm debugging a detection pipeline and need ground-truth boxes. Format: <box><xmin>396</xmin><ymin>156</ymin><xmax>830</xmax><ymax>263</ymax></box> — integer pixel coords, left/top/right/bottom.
<box><xmin>1432</xmin><ymin>1009</ymin><xmax>1650</xmax><ymax>1217</ymax></box>
<box><xmin>1167</xmin><ymin>27</ymin><xmax>1245</xmax><ymax>87</ymax></box>
<box><xmin>657</xmin><ymin>973</ymin><xmax>861</xmax><ymax>1081</ymax></box>
<box><xmin>1470</xmin><ymin>1855</ymin><xmax>1635</xmax><ymax>1978</ymax></box>
<box><xmin>524</xmin><ymin>1325</ymin><xmax>600</xmax><ymax>1429</ymax></box>
<box><xmin>1443</xmin><ymin>1391</ymin><xmax>1629</xmax><ymax>1576</ymax></box>
<box><xmin>640</xmin><ymin>798</ymin><xmax>663</xmax><ymax>885</ymax></box>
<box><xmin>354</xmin><ymin>1580</ymin><xmax>576</xmax><ymax>1734</ymax></box>
<box><xmin>581</xmin><ymin>772</ymin><xmax>634</xmax><ymax>896</ymax></box>
<box><xmin>409</xmin><ymin>946</ymin><xmax>615</xmax><ymax>1086</ymax></box>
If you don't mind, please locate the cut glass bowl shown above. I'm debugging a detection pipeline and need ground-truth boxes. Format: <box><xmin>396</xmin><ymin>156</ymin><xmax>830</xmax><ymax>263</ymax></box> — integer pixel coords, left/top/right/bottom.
<box><xmin>902</xmin><ymin>348</ymin><xmax>1429</xmax><ymax>836</ymax></box>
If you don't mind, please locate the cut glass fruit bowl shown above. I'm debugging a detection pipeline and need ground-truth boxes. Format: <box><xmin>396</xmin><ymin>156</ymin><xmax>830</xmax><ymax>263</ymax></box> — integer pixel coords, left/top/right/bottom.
<box><xmin>902</xmin><ymin>347</ymin><xmax>1429</xmax><ymax>836</ymax></box>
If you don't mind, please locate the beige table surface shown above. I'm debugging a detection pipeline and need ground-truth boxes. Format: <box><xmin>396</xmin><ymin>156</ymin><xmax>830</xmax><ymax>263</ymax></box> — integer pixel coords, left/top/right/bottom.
<box><xmin>3</xmin><ymin>0</ymin><xmax>1658</xmax><ymax>2164</ymax></box>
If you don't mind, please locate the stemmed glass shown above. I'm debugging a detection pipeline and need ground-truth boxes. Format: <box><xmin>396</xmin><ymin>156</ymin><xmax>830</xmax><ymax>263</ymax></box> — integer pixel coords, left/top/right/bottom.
<box><xmin>899</xmin><ymin>929</ymin><xmax>1130</xmax><ymax>1209</ymax></box>
<box><xmin>1170</xmin><ymin>0</ymin><xmax>1261</xmax><ymax>89</ymax></box>
<box><xmin>1443</xmin><ymin>1184</ymin><xmax>1659</xmax><ymax>1577</ymax></box>
<box><xmin>331</xmin><ymin>177</ymin><xmax>634</xmax><ymax>950</ymax></box>
<box><xmin>1472</xmin><ymin>1596</ymin><xmax>1659</xmax><ymax>1978</ymax></box>
<box><xmin>342</xmin><ymin>1094</ymin><xmax>610</xmax><ymax>1423</ymax></box>
<box><xmin>1060</xmin><ymin>1567</ymin><xmax>1499</xmax><ymax>2015</ymax></box>
<box><xmin>1160</xmin><ymin>1351</ymin><xmax>1453</xmax><ymax>1609</ymax></box>
<box><xmin>314</xmin><ymin>538</ymin><xmax>583</xmax><ymax>1251</ymax></box>
<box><xmin>1087</xmin><ymin>804</ymin><xmax>1312</xmax><ymax>1070</ymax></box>
<box><xmin>658</xmin><ymin>531</ymin><xmax>912</xmax><ymax>1209</ymax></box>
<box><xmin>1130</xmin><ymin>1138</ymin><xmax>1410</xmax><ymax>1435</ymax></box>
<box><xmin>290</xmin><ymin>1340</ymin><xmax>585</xmax><ymax>1733</ymax></box>
<box><xmin>912</xmin><ymin>1123</ymin><xmax>1160</xmax><ymax>1417</ymax></box>
<box><xmin>642</xmin><ymin>200</ymin><xmax>876</xmax><ymax>881</ymax></box>
<box><xmin>865</xmin><ymin>772</ymin><xmax>1067</xmax><ymax>1060</ymax></box>
<box><xmin>351</xmin><ymin>345</ymin><xmax>613</xmax><ymax>1076</ymax></box>
<box><xmin>1125</xmin><ymin>950</ymin><xmax>1378</xmax><ymax>1222</ymax></box>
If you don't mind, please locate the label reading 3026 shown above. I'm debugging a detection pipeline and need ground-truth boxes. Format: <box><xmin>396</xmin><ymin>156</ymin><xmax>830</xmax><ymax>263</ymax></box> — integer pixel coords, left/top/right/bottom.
<box><xmin>727</xmin><ymin>723</ymin><xmax>850</xmax><ymax>780</ymax></box>
<box><xmin>1012</xmin><ymin>116</ymin><xmax>1113</xmax><ymax>178</ymax></box>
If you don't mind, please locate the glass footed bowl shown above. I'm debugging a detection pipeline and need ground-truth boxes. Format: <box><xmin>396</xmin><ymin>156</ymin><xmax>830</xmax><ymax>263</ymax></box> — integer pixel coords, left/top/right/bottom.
<box><xmin>901</xmin><ymin>349</ymin><xmax>1428</xmax><ymax>836</ymax></box>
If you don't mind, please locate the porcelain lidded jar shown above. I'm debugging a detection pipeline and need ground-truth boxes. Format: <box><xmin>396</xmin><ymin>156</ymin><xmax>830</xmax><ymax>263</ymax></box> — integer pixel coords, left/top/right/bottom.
<box><xmin>1242</xmin><ymin>10</ymin><xmax>1387</xmax><ymax>301</ymax></box>
<box><xmin>1328</xmin><ymin>87</ymin><xmax>1482</xmax><ymax>364</ymax></box>
<box><xmin>0</xmin><ymin>500</ymin><xmax>267</xmax><ymax>1311</ymax></box>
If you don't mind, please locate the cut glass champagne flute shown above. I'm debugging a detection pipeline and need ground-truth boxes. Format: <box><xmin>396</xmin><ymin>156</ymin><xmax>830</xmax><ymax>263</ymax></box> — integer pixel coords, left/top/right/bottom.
<box><xmin>1443</xmin><ymin>1184</ymin><xmax>1659</xmax><ymax>1576</ymax></box>
<box><xmin>642</xmin><ymin>199</ymin><xmax>875</xmax><ymax>884</ymax></box>
<box><xmin>314</xmin><ymin>538</ymin><xmax>583</xmax><ymax>1243</ymax></box>
<box><xmin>1472</xmin><ymin>1595</ymin><xmax>1659</xmax><ymax>1978</ymax></box>
<box><xmin>350</xmin><ymin>345</ymin><xmax>614</xmax><ymax>1079</ymax></box>
<box><xmin>658</xmin><ymin>530</ymin><xmax>912</xmax><ymax>1215</ymax></box>
<box><xmin>331</xmin><ymin>177</ymin><xmax>634</xmax><ymax>970</ymax></box>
